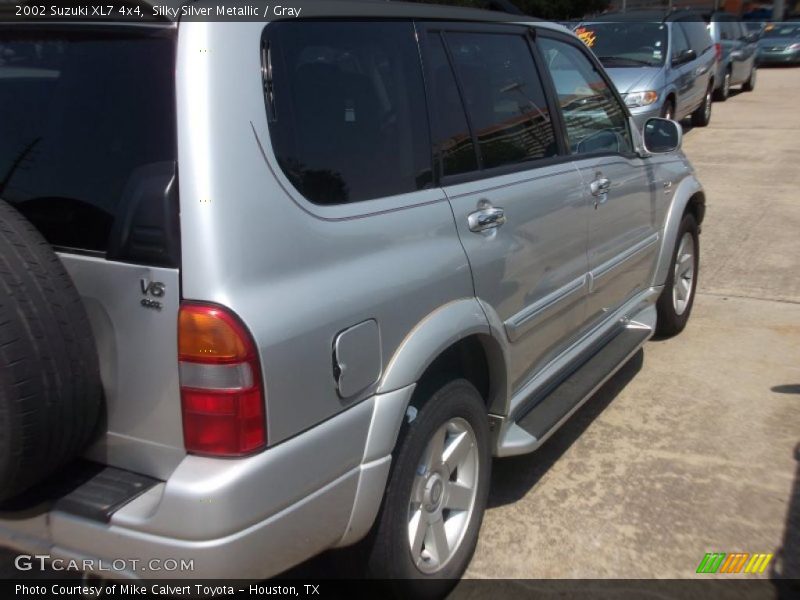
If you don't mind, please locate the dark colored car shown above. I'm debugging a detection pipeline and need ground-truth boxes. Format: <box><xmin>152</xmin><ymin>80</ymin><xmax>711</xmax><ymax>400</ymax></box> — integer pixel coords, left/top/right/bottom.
<box><xmin>758</xmin><ymin>23</ymin><xmax>800</xmax><ymax>64</ymax></box>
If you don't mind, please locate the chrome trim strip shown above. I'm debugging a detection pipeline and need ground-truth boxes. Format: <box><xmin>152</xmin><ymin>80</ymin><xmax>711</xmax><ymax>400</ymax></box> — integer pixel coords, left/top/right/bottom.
<box><xmin>504</xmin><ymin>276</ymin><xmax>587</xmax><ymax>343</ymax></box>
<box><xmin>591</xmin><ymin>232</ymin><xmax>659</xmax><ymax>284</ymax></box>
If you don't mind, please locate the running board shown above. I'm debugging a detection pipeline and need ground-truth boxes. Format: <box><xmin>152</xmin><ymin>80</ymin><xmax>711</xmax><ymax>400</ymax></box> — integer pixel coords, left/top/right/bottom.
<box><xmin>496</xmin><ymin>313</ymin><xmax>653</xmax><ymax>457</ymax></box>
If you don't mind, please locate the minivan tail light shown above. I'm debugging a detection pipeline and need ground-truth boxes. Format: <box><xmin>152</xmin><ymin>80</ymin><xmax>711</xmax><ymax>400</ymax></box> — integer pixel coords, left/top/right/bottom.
<box><xmin>178</xmin><ymin>302</ymin><xmax>266</xmax><ymax>456</ymax></box>
<box><xmin>715</xmin><ymin>43</ymin><xmax>722</xmax><ymax>62</ymax></box>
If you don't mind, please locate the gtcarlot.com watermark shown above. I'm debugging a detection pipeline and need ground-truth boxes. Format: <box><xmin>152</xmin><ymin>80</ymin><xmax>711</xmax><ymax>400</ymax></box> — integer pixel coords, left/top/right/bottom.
<box><xmin>14</xmin><ymin>554</ymin><xmax>195</xmax><ymax>574</ymax></box>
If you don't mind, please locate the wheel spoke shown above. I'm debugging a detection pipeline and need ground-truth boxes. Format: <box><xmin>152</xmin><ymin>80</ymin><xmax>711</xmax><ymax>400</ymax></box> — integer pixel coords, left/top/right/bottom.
<box><xmin>444</xmin><ymin>481</ymin><xmax>473</xmax><ymax>511</ymax></box>
<box><xmin>442</xmin><ymin>430</ymin><xmax>471</xmax><ymax>473</ymax></box>
<box><xmin>429</xmin><ymin>516</ymin><xmax>449</xmax><ymax>564</ymax></box>
<box><xmin>678</xmin><ymin>253</ymin><xmax>692</xmax><ymax>276</ymax></box>
<box><xmin>423</xmin><ymin>426</ymin><xmax>446</xmax><ymax>472</ymax></box>
<box><xmin>408</xmin><ymin>508</ymin><xmax>427</xmax><ymax>558</ymax></box>
<box><xmin>411</xmin><ymin>474</ymin><xmax>425</xmax><ymax>504</ymax></box>
<box><xmin>680</xmin><ymin>277</ymin><xmax>692</xmax><ymax>298</ymax></box>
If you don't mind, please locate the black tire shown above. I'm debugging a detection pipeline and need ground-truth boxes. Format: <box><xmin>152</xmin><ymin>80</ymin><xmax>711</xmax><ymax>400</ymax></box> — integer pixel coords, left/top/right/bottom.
<box><xmin>365</xmin><ymin>378</ymin><xmax>491</xmax><ymax>598</ymax></box>
<box><xmin>691</xmin><ymin>82</ymin><xmax>714</xmax><ymax>127</ymax></box>
<box><xmin>656</xmin><ymin>213</ymin><xmax>700</xmax><ymax>337</ymax></box>
<box><xmin>660</xmin><ymin>98</ymin><xmax>675</xmax><ymax>121</ymax></box>
<box><xmin>0</xmin><ymin>200</ymin><xmax>102</xmax><ymax>502</ymax></box>
<box><xmin>743</xmin><ymin>66</ymin><xmax>757</xmax><ymax>92</ymax></box>
<box><xmin>714</xmin><ymin>69</ymin><xmax>731</xmax><ymax>101</ymax></box>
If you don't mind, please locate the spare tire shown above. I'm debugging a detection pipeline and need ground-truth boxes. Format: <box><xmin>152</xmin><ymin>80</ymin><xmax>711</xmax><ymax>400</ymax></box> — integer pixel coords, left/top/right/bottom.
<box><xmin>0</xmin><ymin>200</ymin><xmax>102</xmax><ymax>502</ymax></box>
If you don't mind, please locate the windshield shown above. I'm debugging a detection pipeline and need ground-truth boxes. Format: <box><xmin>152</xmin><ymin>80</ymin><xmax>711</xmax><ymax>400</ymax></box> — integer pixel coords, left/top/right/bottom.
<box><xmin>0</xmin><ymin>28</ymin><xmax>176</xmax><ymax>258</ymax></box>
<box><xmin>762</xmin><ymin>24</ymin><xmax>800</xmax><ymax>38</ymax></box>
<box><xmin>743</xmin><ymin>22</ymin><xmax>765</xmax><ymax>33</ymax></box>
<box><xmin>576</xmin><ymin>22</ymin><xmax>668</xmax><ymax>67</ymax></box>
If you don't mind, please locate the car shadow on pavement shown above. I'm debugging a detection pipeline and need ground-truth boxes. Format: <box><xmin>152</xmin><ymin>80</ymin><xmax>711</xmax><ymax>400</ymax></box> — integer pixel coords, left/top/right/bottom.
<box><xmin>487</xmin><ymin>349</ymin><xmax>644</xmax><ymax>509</ymax></box>
<box><xmin>771</xmin><ymin>384</ymin><xmax>800</xmax><ymax>395</ymax></box>
<box><xmin>771</xmin><ymin>441</ymin><xmax>800</xmax><ymax>598</ymax></box>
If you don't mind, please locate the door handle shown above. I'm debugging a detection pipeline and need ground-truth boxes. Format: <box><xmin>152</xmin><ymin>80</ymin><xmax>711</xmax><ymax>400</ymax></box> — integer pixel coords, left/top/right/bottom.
<box><xmin>590</xmin><ymin>178</ymin><xmax>611</xmax><ymax>196</ymax></box>
<box><xmin>468</xmin><ymin>206</ymin><xmax>506</xmax><ymax>232</ymax></box>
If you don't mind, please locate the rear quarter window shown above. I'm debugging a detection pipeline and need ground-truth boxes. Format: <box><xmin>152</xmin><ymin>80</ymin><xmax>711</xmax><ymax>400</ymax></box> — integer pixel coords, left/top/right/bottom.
<box><xmin>263</xmin><ymin>21</ymin><xmax>432</xmax><ymax>206</ymax></box>
<box><xmin>0</xmin><ymin>28</ymin><xmax>178</xmax><ymax>265</ymax></box>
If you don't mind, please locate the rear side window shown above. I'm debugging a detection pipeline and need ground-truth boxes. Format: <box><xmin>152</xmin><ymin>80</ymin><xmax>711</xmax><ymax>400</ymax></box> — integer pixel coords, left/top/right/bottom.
<box><xmin>680</xmin><ymin>21</ymin><xmax>713</xmax><ymax>54</ymax></box>
<box><xmin>264</xmin><ymin>22</ymin><xmax>432</xmax><ymax>205</ymax></box>
<box><xmin>0</xmin><ymin>28</ymin><xmax>178</xmax><ymax>264</ymax></box>
<box><xmin>445</xmin><ymin>32</ymin><xmax>557</xmax><ymax>170</ymax></box>
<box><xmin>425</xmin><ymin>33</ymin><xmax>479</xmax><ymax>178</ymax></box>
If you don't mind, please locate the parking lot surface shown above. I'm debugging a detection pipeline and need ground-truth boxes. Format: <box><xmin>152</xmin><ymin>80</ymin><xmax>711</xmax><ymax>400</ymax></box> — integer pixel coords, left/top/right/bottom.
<box><xmin>465</xmin><ymin>66</ymin><xmax>800</xmax><ymax>579</ymax></box>
<box><xmin>1</xmin><ymin>69</ymin><xmax>798</xmax><ymax>584</ymax></box>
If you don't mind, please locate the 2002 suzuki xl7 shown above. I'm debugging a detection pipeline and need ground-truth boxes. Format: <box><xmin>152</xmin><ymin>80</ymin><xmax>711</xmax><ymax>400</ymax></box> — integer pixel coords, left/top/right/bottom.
<box><xmin>0</xmin><ymin>1</ymin><xmax>705</xmax><ymax>594</ymax></box>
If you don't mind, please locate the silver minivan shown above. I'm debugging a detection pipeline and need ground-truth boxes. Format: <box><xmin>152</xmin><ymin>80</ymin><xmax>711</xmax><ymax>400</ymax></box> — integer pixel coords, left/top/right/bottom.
<box><xmin>575</xmin><ymin>13</ymin><xmax>718</xmax><ymax>127</ymax></box>
<box><xmin>0</xmin><ymin>2</ymin><xmax>705</xmax><ymax>594</ymax></box>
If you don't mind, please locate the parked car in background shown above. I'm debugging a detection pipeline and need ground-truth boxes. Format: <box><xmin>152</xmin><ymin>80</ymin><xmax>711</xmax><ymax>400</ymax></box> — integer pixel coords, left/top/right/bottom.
<box><xmin>0</xmin><ymin>2</ymin><xmax>705</xmax><ymax>593</ymax></box>
<box><xmin>700</xmin><ymin>11</ymin><xmax>759</xmax><ymax>100</ymax></box>
<box><xmin>575</xmin><ymin>12</ymin><xmax>717</xmax><ymax>128</ymax></box>
<box><xmin>758</xmin><ymin>23</ymin><xmax>800</xmax><ymax>64</ymax></box>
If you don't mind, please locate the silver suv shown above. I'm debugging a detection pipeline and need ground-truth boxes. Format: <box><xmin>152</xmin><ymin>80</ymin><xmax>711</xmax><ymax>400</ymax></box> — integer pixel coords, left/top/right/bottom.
<box><xmin>0</xmin><ymin>2</ymin><xmax>705</xmax><ymax>593</ymax></box>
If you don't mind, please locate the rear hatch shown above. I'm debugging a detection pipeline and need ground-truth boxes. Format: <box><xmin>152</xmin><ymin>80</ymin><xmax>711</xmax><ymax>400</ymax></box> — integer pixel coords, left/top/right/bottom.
<box><xmin>0</xmin><ymin>24</ymin><xmax>185</xmax><ymax>479</ymax></box>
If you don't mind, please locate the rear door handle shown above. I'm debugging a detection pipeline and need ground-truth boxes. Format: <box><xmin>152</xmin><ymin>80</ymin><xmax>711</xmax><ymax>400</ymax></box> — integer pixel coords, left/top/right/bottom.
<box><xmin>468</xmin><ymin>206</ymin><xmax>506</xmax><ymax>232</ymax></box>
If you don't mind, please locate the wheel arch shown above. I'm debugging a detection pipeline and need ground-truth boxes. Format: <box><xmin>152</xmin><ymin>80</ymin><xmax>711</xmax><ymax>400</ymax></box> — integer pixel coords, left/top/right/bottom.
<box><xmin>377</xmin><ymin>298</ymin><xmax>508</xmax><ymax>414</ymax></box>
<box><xmin>652</xmin><ymin>176</ymin><xmax>705</xmax><ymax>287</ymax></box>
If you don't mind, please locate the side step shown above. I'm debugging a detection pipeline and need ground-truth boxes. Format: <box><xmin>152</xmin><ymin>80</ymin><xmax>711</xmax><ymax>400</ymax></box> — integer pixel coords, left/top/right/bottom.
<box><xmin>497</xmin><ymin>318</ymin><xmax>652</xmax><ymax>457</ymax></box>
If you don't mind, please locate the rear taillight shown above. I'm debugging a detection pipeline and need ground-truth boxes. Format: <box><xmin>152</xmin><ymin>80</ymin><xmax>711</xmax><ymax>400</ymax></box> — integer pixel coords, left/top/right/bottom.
<box><xmin>715</xmin><ymin>43</ymin><xmax>723</xmax><ymax>62</ymax></box>
<box><xmin>178</xmin><ymin>302</ymin><xmax>266</xmax><ymax>456</ymax></box>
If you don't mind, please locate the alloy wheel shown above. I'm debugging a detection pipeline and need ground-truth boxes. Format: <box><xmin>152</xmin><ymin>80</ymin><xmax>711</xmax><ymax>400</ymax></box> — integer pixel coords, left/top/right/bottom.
<box><xmin>407</xmin><ymin>417</ymin><xmax>479</xmax><ymax>574</ymax></box>
<box><xmin>672</xmin><ymin>232</ymin><xmax>696</xmax><ymax>316</ymax></box>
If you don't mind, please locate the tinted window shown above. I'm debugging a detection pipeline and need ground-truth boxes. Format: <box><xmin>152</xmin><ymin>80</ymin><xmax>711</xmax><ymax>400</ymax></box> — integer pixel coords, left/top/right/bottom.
<box><xmin>575</xmin><ymin>22</ymin><xmax>668</xmax><ymax>67</ymax></box>
<box><xmin>0</xmin><ymin>29</ymin><xmax>177</xmax><ymax>259</ymax></box>
<box><xmin>539</xmin><ymin>37</ymin><xmax>632</xmax><ymax>156</ymax></box>
<box><xmin>671</xmin><ymin>24</ymin><xmax>691</xmax><ymax>59</ymax></box>
<box><xmin>680</xmin><ymin>21</ymin><xmax>713</xmax><ymax>54</ymax></box>
<box><xmin>445</xmin><ymin>32</ymin><xmax>557</xmax><ymax>170</ymax></box>
<box><xmin>265</xmin><ymin>22</ymin><xmax>432</xmax><ymax>205</ymax></box>
<box><xmin>425</xmin><ymin>33</ymin><xmax>478</xmax><ymax>178</ymax></box>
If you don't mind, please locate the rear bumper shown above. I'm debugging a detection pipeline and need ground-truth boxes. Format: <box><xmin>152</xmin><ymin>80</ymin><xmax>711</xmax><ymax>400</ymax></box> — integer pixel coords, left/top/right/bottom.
<box><xmin>0</xmin><ymin>386</ymin><xmax>413</xmax><ymax>579</ymax></box>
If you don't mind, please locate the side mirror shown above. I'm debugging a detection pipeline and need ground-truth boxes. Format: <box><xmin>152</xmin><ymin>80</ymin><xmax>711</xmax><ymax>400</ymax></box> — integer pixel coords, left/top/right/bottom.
<box><xmin>643</xmin><ymin>118</ymin><xmax>682</xmax><ymax>154</ymax></box>
<box><xmin>674</xmin><ymin>48</ymin><xmax>696</xmax><ymax>65</ymax></box>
